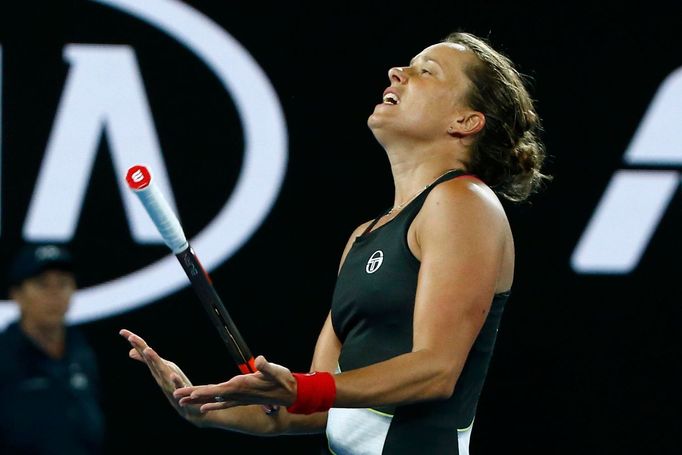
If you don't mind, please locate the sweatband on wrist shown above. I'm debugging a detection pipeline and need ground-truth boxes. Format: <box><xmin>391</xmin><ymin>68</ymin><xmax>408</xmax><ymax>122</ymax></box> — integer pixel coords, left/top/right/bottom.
<box><xmin>286</xmin><ymin>371</ymin><xmax>336</xmax><ymax>415</ymax></box>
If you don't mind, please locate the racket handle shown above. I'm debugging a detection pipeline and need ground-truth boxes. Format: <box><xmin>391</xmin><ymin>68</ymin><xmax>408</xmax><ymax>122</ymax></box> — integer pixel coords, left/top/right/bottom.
<box><xmin>125</xmin><ymin>165</ymin><xmax>188</xmax><ymax>254</ymax></box>
<box><xmin>125</xmin><ymin>164</ymin><xmax>279</xmax><ymax>417</ymax></box>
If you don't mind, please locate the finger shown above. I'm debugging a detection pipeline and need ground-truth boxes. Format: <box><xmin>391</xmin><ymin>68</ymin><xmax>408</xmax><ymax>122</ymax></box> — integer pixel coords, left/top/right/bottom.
<box><xmin>119</xmin><ymin>328</ymin><xmax>134</xmax><ymax>339</ymax></box>
<box><xmin>253</xmin><ymin>356</ymin><xmax>292</xmax><ymax>390</ymax></box>
<box><xmin>199</xmin><ymin>401</ymin><xmax>239</xmax><ymax>413</ymax></box>
<box><xmin>254</xmin><ymin>354</ymin><xmax>268</xmax><ymax>369</ymax></box>
<box><xmin>177</xmin><ymin>384</ymin><xmax>228</xmax><ymax>405</ymax></box>
<box><xmin>128</xmin><ymin>348</ymin><xmax>145</xmax><ymax>363</ymax></box>
<box><xmin>127</xmin><ymin>333</ymin><xmax>150</xmax><ymax>351</ymax></box>
<box><xmin>188</xmin><ymin>384</ymin><xmax>231</xmax><ymax>402</ymax></box>
<box><xmin>121</xmin><ymin>329</ymin><xmax>146</xmax><ymax>361</ymax></box>
<box><xmin>178</xmin><ymin>395</ymin><xmax>217</xmax><ymax>406</ymax></box>
<box><xmin>173</xmin><ymin>386</ymin><xmax>194</xmax><ymax>398</ymax></box>
<box><xmin>124</xmin><ymin>334</ymin><xmax>150</xmax><ymax>365</ymax></box>
<box><xmin>120</xmin><ymin>329</ymin><xmax>150</xmax><ymax>349</ymax></box>
<box><xmin>254</xmin><ymin>355</ymin><xmax>280</xmax><ymax>379</ymax></box>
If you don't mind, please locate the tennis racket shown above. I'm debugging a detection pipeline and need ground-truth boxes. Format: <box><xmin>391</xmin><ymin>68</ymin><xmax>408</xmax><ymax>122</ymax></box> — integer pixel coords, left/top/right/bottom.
<box><xmin>125</xmin><ymin>164</ymin><xmax>257</xmax><ymax>375</ymax></box>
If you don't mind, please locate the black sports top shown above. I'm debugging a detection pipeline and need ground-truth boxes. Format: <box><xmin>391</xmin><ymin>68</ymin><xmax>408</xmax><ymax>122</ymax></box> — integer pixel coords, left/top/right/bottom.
<box><xmin>328</xmin><ymin>169</ymin><xmax>509</xmax><ymax>453</ymax></box>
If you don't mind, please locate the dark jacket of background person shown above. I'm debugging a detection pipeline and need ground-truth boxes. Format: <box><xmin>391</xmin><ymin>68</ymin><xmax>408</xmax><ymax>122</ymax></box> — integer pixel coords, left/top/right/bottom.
<box><xmin>0</xmin><ymin>243</ymin><xmax>105</xmax><ymax>454</ymax></box>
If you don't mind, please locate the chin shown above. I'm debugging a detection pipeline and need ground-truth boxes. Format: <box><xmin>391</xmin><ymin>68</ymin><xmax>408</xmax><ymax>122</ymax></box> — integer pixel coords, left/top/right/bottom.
<box><xmin>367</xmin><ymin>111</ymin><xmax>378</xmax><ymax>126</ymax></box>
<box><xmin>367</xmin><ymin>111</ymin><xmax>388</xmax><ymax>132</ymax></box>
<box><xmin>367</xmin><ymin>119</ymin><xmax>381</xmax><ymax>136</ymax></box>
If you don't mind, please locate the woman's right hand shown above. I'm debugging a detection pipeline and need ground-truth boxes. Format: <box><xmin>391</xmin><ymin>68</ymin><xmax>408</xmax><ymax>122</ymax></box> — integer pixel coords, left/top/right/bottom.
<box><xmin>119</xmin><ymin>328</ymin><xmax>206</xmax><ymax>424</ymax></box>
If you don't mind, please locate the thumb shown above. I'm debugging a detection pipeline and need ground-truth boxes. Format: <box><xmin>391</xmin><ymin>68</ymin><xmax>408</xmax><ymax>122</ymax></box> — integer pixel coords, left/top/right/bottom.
<box><xmin>254</xmin><ymin>355</ymin><xmax>291</xmax><ymax>381</ymax></box>
<box><xmin>254</xmin><ymin>355</ymin><xmax>272</xmax><ymax>375</ymax></box>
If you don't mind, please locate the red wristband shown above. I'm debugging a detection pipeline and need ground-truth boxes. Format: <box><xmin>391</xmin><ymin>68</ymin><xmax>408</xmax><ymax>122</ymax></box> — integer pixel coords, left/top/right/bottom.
<box><xmin>286</xmin><ymin>371</ymin><xmax>336</xmax><ymax>415</ymax></box>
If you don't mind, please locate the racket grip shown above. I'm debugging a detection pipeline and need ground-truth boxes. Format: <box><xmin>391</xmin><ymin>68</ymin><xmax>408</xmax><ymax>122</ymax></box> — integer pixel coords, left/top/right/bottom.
<box><xmin>126</xmin><ymin>165</ymin><xmax>189</xmax><ymax>254</ymax></box>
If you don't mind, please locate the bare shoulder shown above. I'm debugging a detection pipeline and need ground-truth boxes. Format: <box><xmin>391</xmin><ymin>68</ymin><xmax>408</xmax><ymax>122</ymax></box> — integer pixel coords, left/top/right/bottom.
<box><xmin>418</xmin><ymin>176</ymin><xmax>509</xmax><ymax>235</ymax></box>
<box><xmin>413</xmin><ymin>176</ymin><xmax>515</xmax><ymax>292</ymax></box>
<box><xmin>430</xmin><ymin>176</ymin><xmax>505</xmax><ymax>216</ymax></box>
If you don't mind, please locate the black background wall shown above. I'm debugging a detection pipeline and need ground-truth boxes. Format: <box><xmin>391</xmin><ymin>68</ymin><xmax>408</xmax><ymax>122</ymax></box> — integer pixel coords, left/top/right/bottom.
<box><xmin>1</xmin><ymin>1</ymin><xmax>681</xmax><ymax>453</ymax></box>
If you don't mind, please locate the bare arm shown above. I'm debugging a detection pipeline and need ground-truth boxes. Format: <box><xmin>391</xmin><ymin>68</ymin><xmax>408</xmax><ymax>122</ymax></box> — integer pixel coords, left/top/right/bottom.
<box><xmin>332</xmin><ymin>178</ymin><xmax>509</xmax><ymax>406</ymax></box>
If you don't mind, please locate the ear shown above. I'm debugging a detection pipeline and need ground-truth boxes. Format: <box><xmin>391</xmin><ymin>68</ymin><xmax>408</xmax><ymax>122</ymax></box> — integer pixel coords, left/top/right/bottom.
<box><xmin>447</xmin><ymin>111</ymin><xmax>485</xmax><ymax>138</ymax></box>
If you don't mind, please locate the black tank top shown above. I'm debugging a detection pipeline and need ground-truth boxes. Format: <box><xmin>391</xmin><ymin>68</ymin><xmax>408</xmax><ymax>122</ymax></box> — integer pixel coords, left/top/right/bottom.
<box><xmin>330</xmin><ymin>169</ymin><xmax>509</xmax><ymax>452</ymax></box>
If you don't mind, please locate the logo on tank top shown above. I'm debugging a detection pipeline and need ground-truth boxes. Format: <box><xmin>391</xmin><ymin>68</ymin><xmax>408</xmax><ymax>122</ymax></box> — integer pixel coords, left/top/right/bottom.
<box><xmin>366</xmin><ymin>250</ymin><xmax>384</xmax><ymax>274</ymax></box>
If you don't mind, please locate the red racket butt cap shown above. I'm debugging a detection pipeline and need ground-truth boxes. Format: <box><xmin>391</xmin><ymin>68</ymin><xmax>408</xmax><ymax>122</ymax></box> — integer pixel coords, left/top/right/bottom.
<box><xmin>126</xmin><ymin>165</ymin><xmax>152</xmax><ymax>190</ymax></box>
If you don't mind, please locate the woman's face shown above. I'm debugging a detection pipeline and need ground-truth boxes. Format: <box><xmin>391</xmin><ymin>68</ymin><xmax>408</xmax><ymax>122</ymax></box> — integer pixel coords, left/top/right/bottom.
<box><xmin>368</xmin><ymin>42</ymin><xmax>477</xmax><ymax>145</ymax></box>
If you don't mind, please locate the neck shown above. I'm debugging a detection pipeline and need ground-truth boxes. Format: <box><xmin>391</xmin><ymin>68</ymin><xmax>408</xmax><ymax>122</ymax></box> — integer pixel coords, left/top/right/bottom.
<box><xmin>20</xmin><ymin>319</ymin><xmax>66</xmax><ymax>358</ymax></box>
<box><xmin>387</xmin><ymin>157</ymin><xmax>468</xmax><ymax>209</ymax></box>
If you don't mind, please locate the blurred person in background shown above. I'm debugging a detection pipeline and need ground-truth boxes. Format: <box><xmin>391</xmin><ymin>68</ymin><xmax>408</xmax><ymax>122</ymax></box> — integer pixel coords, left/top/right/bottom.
<box><xmin>0</xmin><ymin>243</ymin><xmax>105</xmax><ymax>454</ymax></box>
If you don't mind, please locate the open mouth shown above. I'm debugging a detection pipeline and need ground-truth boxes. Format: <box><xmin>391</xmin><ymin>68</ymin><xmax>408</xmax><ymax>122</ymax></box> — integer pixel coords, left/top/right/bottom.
<box><xmin>382</xmin><ymin>93</ymin><xmax>399</xmax><ymax>105</ymax></box>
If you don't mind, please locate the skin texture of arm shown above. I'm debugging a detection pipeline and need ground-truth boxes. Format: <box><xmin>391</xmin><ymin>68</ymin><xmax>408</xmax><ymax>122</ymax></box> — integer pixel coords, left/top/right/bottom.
<box><xmin>174</xmin><ymin>177</ymin><xmax>512</xmax><ymax>410</ymax></box>
<box><xmin>332</xmin><ymin>177</ymin><xmax>510</xmax><ymax>406</ymax></box>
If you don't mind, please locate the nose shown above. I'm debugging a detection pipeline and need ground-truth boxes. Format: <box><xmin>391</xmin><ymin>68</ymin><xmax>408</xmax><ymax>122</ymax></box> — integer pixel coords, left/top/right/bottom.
<box><xmin>388</xmin><ymin>66</ymin><xmax>407</xmax><ymax>84</ymax></box>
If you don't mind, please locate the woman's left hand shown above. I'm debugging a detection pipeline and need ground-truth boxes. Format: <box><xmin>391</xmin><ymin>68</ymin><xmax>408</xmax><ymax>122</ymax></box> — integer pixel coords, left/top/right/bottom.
<box><xmin>174</xmin><ymin>355</ymin><xmax>297</xmax><ymax>413</ymax></box>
